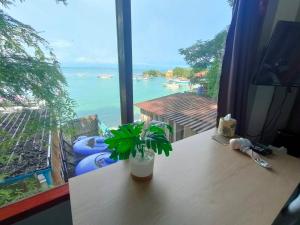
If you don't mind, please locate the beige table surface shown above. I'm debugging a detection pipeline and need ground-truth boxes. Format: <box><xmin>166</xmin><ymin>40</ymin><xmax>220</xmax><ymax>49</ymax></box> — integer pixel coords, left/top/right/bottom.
<box><xmin>69</xmin><ymin>129</ymin><xmax>300</xmax><ymax>225</ymax></box>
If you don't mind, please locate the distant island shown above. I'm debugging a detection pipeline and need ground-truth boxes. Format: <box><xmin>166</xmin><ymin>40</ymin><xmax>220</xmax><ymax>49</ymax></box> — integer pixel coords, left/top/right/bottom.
<box><xmin>142</xmin><ymin>67</ymin><xmax>208</xmax><ymax>82</ymax></box>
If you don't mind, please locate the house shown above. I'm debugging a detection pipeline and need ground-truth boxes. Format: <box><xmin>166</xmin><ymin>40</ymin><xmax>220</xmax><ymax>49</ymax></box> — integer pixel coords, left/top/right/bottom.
<box><xmin>195</xmin><ymin>70</ymin><xmax>208</xmax><ymax>78</ymax></box>
<box><xmin>135</xmin><ymin>93</ymin><xmax>217</xmax><ymax>141</ymax></box>
<box><xmin>165</xmin><ymin>70</ymin><xmax>173</xmax><ymax>78</ymax></box>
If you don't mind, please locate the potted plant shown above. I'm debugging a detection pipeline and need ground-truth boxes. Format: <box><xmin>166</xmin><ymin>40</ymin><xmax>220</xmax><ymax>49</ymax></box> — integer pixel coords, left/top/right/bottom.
<box><xmin>104</xmin><ymin>121</ymin><xmax>173</xmax><ymax>181</ymax></box>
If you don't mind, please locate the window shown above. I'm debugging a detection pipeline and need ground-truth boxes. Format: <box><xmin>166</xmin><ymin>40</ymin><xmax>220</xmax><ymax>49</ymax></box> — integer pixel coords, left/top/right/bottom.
<box><xmin>0</xmin><ymin>0</ymin><xmax>232</xmax><ymax>208</ymax></box>
<box><xmin>132</xmin><ymin>0</ymin><xmax>232</xmax><ymax>141</ymax></box>
<box><xmin>0</xmin><ymin>0</ymin><xmax>120</xmax><ymax>207</ymax></box>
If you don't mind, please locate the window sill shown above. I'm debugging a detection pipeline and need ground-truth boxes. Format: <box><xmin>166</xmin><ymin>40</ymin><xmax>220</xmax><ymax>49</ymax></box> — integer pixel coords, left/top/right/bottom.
<box><xmin>0</xmin><ymin>183</ymin><xmax>69</xmax><ymax>225</ymax></box>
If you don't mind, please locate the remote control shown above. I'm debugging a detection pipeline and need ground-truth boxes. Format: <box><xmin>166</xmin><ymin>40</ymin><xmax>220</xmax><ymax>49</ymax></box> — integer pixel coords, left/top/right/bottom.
<box><xmin>251</xmin><ymin>143</ymin><xmax>272</xmax><ymax>156</ymax></box>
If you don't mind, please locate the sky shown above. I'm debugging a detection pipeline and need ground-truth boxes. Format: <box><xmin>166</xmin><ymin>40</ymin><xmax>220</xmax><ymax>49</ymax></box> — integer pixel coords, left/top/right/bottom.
<box><xmin>4</xmin><ymin>0</ymin><xmax>232</xmax><ymax>67</ymax></box>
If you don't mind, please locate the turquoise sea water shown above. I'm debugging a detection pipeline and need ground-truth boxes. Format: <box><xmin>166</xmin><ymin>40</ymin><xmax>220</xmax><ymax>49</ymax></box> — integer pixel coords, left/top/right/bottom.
<box><xmin>62</xmin><ymin>65</ymin><xmax>189</xmax><ymax>127</ymax></box>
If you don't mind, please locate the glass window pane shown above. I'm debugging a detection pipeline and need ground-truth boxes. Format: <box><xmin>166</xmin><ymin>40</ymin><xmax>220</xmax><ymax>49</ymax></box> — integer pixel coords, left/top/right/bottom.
<box><xmin>0</xmin><ymin>0</ymin><xmax>119</xmax><ymax>207</ymax></box>
<box><xmin>132</xmin><ymin>0</ymin><xmax>232</xmax><ymax>142</ymax></box>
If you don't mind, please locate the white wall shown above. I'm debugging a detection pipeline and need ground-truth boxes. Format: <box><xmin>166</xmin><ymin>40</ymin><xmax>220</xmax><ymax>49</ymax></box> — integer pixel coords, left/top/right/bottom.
<box><xmin>247</xmin><ymin>0</ymin><xmax>300</xmax><ymax>143</ymax></box>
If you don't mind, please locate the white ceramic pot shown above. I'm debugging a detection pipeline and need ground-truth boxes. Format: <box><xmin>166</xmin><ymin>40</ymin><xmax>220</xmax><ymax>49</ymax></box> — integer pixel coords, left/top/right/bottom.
<box><xmin>129</xmin><ymin>149</ymin><xmax>155</xmax><ymax>181</ymax></box>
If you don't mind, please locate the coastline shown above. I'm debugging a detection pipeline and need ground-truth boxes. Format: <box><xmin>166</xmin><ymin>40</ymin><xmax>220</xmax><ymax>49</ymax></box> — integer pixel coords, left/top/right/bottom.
<box><xmin>62</xmin><ymin>66</ymin><xmax>191</xmax><ymax>127</ymax></box>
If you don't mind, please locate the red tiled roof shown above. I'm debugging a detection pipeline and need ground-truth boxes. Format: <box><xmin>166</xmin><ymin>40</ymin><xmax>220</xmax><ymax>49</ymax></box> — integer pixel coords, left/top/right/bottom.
<box><xmin>135</xmin><ymin>93</ymin><xmax>217</xmax><ymax>133</ymax></box>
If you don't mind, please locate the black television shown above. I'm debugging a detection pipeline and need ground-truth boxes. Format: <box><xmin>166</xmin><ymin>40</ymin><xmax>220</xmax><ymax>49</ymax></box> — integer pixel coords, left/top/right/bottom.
<box><xmin>254</xmin><ymin>21</ymin><xmax>300</xmax><ymax>87</ymax></box>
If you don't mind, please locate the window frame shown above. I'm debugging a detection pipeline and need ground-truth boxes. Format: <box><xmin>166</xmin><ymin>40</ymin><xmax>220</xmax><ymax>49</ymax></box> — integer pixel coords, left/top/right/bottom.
<box><xmin>116</xmin><ymin>0</ymin><xmax>134</xmax><ymax>124</ymax></box>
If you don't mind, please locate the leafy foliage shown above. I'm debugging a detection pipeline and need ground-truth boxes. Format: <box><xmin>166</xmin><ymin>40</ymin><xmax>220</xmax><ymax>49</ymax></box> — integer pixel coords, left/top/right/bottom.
<box><xmin>105</xmin><ymin>122</ymin><xmax>173</xmax><ymax>160</ymax></box>
<box><xmin>0</xmin><ymin>0</ymin><xmax>71</xmax><ymax>208</ymax></box>
<box><xmin>0</xmin><ymin>176</ymin><xmax>42</xmax><ymax>207</ymax></box>
<box><xmin>205</xmin><ymin>59</ymin><xmax>221</xmax><ymax>99</ymax></box>
<box><xmin>172</xmin><ymin>67</ymin><xmax>192</xmax><ymax>78</ymax></box>
<box><xmin>0</xmin><ymin>0</ymin><xmax>75</xmax><ymax>170</ymax></box>
<box><xmin>0</xmin><ymin>1</ymin><xmax>75</xmax><ymax>129</ymax></box>
<box><xmin>179</xmin><ymin>29</ymin><xmax>228</xmax><ymax>99</ymax></box>
<box><xmin>179</xmin><ymin>29</ymin><xmax>227</xmax><ymax>71</ymax></box>
<box><xmin>143</xmin><ymin>70</ymin><xmax>164</xmax><ymax>77</ymax></box>
<box><xmin>189</xmin><ymin>74</ymin><xmax>205</xmax><ymax>86</ymax></box>
<box><xmin>0</xmin><ymin>8</ymin><xmax>75</xmax><ymax>121</ymax></box>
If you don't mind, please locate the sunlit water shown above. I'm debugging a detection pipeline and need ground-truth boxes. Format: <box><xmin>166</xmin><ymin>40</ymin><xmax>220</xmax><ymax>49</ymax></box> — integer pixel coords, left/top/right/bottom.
<box><xmin>63</xmin><ymin>65</ymin><xmax>190</xmax><ymax>127</ymax></box>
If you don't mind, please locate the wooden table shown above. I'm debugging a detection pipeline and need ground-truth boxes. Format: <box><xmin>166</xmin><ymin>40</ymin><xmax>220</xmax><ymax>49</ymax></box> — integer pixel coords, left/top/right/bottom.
<box><xmin>69</xmin><ymin>129</ymin><xmax>300</xmax><ymax>225</ymax></box>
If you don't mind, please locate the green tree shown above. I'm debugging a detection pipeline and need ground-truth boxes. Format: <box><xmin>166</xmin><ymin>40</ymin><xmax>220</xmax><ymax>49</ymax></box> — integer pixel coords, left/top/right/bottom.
<box><xmin>172</xmin><ymin>67</ymin><xmax>192</xmax><ymax>78</ymax></box>
<box><xmin>0</xmin><ymin>0</ymin><xmax>74</xmax><ymax>124</ymax></box>
<box><xmin>206</xmin><ymin>59</ymin><xmax>221</xmax><ymax>99</ymax></box>
<box><xmin>179</xmin><ymin>29</ymin><xmax>227</xmax><ymax>99</ymax></box>
<box><xmin>0</xmin><ymin>0</ymin><xmax>75</xmax><ymax>153</ymax></box>
<box><xmin>179</xmin><ymin>29</ymin><xmax>227</xmax><ymax>71</ymax></box>
<box><xmin>143</xmin><ymin>70</ymin><xmax>164</xmax><ymax>77</ymax></box>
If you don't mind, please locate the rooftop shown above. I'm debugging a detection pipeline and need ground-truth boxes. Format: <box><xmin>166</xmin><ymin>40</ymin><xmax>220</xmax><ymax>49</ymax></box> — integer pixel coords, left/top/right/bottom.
<box><xmin>135</xmin><ymin>93</ymin><xmax>217</xmax><ymax>133</ymax></box>
<box><xmin>0</xmin><ymin>108</ymin><xmax>51</xmax><ymax>181</ymax></box>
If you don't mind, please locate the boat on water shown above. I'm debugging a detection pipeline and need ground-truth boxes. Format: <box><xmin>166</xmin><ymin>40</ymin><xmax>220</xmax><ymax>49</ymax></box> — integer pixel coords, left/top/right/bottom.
<box><xmin>97</xmin><ymin>74</ymin><xmax>113</xmax><ymax>79</ymax></box>
<box><xmin>171</xmin><ymin>78</ymin><xmax>190</xmax><ymax>84</ymax></box>
<box><xmin>133</xmin><ymin>76</ymin><xmax>149</xmax><ymax>81</ymax></box>
<box><xmin>163</xmin><ymin>81</ymin><xmax>180</xmax><ymax>90</ymax></box>
<box><xmin>133</xmin><ymin>76</ymin><xmax>143</xmax><ymax>81</ymax></box>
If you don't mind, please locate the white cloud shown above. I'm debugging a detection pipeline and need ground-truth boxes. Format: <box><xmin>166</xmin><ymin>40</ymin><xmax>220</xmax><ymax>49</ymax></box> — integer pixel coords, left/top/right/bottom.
<box><xmin>51</xmin><ymin>39</ymin><xmax>73</xmax><ymax>48</ymax></box>
<box><xmin>75</xmin><ymin>56</ymin><xmax>117</xmax><ymax>64</ymax></box>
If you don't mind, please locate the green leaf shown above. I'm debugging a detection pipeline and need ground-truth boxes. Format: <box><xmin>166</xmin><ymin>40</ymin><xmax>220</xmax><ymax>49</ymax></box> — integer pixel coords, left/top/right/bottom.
<box><xmin>133</xmin><ymin>122</ymin><xmax>144</xmax><ymax>135</ymax></box>
<box><xmin>156</xmin><ymin>142</ymin><xmax>162</xmax><ymax>154</ymax></box>
<box><xmin>105</xmin><ymin>122</ymin><xmax>172</xmax><ymax>160</ymax></box>
<box><xmin>146</xmin><ymin>139</ymin><xmax>151</xmax><ymax>149</ymax></box>
<box><xmin>119</xmin><ymin>151</ymin><xmax>130</xmax><ymax>160</ymax></box>
<box><xmin>116</xmin><ymin>140</ymin><xmax>132</xmax><ymax>153</ymax></box>
<box><xmin>148</xmin><ymin>125</ymin><xmax>164</xmax><ymax>135</ymax></box>
<box><xmin>109</xmin><ymin>151</ymin><xmax>118</xmax><ymax>160</ymax></box>
<box><xmin>162</xmin><ymin>143</ymin><xmax>171</xmax><ymax>156</ymax></box>
<box><xmin>166</xmin><ymin>124</ymin><xmax>173</xmax><ymax>134</ymax></box>
<box><xmin>131</xmin><ymin>149</ymin><xmax>136</xmax><ymax>158</ymax></box>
